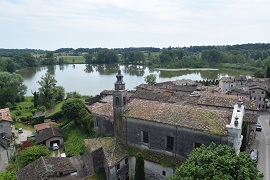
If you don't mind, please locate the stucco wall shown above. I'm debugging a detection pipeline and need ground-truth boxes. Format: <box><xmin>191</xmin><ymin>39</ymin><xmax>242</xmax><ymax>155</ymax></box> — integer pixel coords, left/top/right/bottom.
<box><xmin>129</xmin><ymin>157</ymin><xmax>174</xmax><ymax>180</ymax></box>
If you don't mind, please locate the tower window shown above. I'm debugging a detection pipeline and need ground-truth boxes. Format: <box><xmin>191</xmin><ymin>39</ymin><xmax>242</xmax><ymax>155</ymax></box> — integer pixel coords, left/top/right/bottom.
<box><xmin>115</xmin><ymin>97</ymin><xmax>119</xmax><ymax>105</ymax></box>
<box><xmin>123</xmin><ymin>97</ymin><xmax>126</xmax><ymax>105</ymax></box>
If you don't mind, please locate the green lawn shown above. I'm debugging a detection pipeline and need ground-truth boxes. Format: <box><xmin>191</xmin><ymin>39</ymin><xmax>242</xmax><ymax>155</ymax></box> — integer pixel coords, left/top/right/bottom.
<box><xmin>14</xmin><ymin>122</ymin><xmax>34</xmax><ymax>132</ymax></box>
<box><xmin>60</xmin><ymin>56</ymin><xmax>85</xmax><ymax>64</ymax></box>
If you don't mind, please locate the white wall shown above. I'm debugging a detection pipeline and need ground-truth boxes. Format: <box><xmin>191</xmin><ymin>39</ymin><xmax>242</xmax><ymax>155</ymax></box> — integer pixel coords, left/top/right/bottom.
<box><xmin>129</xmin><ymin>156</ymin><xmax>174</xmax><ymax>180</ymax></box>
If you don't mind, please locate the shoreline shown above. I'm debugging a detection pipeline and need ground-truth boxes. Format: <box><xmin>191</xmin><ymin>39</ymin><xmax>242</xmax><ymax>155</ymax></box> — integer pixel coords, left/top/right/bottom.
<box><xmin>155</xmin><ymin>68</ymin><xmax>219</xmax><ymax>71</ymax></box>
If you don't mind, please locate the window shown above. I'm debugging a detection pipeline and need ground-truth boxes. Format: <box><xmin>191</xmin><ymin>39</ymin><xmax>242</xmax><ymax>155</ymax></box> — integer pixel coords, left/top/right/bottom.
<box><xmin>166</xmin><ymin>136</ymin><xmax>174</xmax><ymax>151</ymax></box>
<box><xmin>262</xmin><ymin>91</ymin><xmax>265</xmax><ymax>94</ymax></box>
<box><xmin>116</xmin><ymin>163</ymin><xmax>120</xmax><ymax>171</ymax></box>
<box><xmin>123</xmin><ymin>97</ymin><xmax>126</xmax><ymax>105</ymax></box>
<box><xmin>252</xmin><ymin>91</ymin><xmax>255</xmax><ymax>93</ymax></box>
<box><xmin>162</xmin><ymin>171</ymin><xmax>166</xmax><ymax>176</ymax></box>
<box><xmin>142</xmin><ymin>131</ymin><xmax>149</xmax><ymax>144</ymax></box>
<box><xmin>125</xmin><ymin>158</ymin><xmax>128</xmax><ymax>164</ymax></box>
<box><xmin>259</xmin><ymin>97</ymin><xmax>261</xmax><ymax>101</ymax></box>
<box><xmin>94</xmin><ymin>118</ymin><xmax>98</xmax><ymax>127</ymax></box>
<box><xmin>115</xmin><ymin>97</ymin><xmax>120</xmax><ymax>105</ymax></box>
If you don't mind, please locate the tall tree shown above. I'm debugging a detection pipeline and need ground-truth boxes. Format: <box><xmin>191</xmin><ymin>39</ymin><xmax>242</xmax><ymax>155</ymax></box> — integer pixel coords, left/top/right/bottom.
<box><xmin>37</xmin><ymin>72</ymin><xmax>64</xmax><ymax>108</ymax></box>
<box><xmin>84</xmin><ymin>54</ymin><xmax>93</xmax><ymax>64</ymax></box>
<box><xmin>135</xmin><ymin>152</ymin><xmax>145</xmax><ymax>180</ymax></box>
<box><xmin>61</xmin><ymin>99</ymin><xmax>85</xmax><ymax>125</ymax></box>
<box><xmin>169</xmin><ymin>143</ymin><xmax>263</xmax><ymax>180</ymax></box>
<box><xmin>0</xmin><ymin>72</ymin><xmax>27</xmax><ymax>106</ymax></box>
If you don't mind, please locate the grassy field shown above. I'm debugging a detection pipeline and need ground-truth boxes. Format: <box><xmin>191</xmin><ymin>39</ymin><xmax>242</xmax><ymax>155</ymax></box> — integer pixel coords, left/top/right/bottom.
<box><xmin>60</xmin><ymin>56</ymin><xmax>85</xmax><ymax>64</ymax></box>
<box><xmin>61</xmin><ymin>121</ymin><xmax>85</xmax><ymax>156</ymax></box>
<box><xmin>14</xmin><ymin>122</ymin><xmax>34</xmax><ymax>131</ymax></box>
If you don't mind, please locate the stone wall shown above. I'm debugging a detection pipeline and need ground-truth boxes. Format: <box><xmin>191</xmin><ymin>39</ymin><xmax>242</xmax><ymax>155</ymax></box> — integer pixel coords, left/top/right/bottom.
<box><xmin>126</xmin><ymin>118</ymin><xmax>228</xmax><ymax>158</ymax></box>
<box><xmin>95</xmin><ymin>115</ymin><xmax>114</xmax><ymax>136</ymax></box>
<box><xmin>81</xmin><ymin>149</ymin><xmax>94</xmax><ymax>176</ymax></box>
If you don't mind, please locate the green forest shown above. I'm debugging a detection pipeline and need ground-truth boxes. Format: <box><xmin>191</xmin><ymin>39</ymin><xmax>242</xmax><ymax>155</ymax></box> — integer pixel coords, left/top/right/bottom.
<box><xmin>1</xmin><ymin>43</ymin><xmax>270</xmax><ymax>76</ymax></box>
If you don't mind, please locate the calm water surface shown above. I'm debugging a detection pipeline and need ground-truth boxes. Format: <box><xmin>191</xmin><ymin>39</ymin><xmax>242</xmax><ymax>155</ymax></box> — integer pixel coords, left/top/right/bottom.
<box><xmin>17</xmin><ymin>64</ymin><xmax>253</xmax><ymax>96</ymax></box>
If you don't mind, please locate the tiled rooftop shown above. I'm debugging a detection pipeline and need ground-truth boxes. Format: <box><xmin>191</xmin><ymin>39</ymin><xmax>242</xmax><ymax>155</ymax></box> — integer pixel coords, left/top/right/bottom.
<box><xmin>34</xmin><ymin>122</ymin><xmax>58</xmax><ymax>131</ymax></box>
<box><xmin>16</xmin><ymin>157</ymin><xmax>77</xmax><ymax>180</ymax></box>
<box><xmin>125</xmin><ymin>99</ymin><xmax>231</xmax><ymax>135</ymax></box>
<box><xmin>0</xmin><ymin>108</ymin><xmax>12</xmax><ymax>122</ymax></box>
<box><xmin>198</xmin><ymin>92</ymin><xmax>258</xmax><ymax>110</ymax></box>
<box><xmin>84</xmin><ymin>137</ymin><xmax>127</xmax><ymax>166</ymax></box>
<box><xmin>86</xmin><ymin>102</ymin><xmax>113</xmax><ymax>117</ymax></box>
<box><xmin>220</xmin><ymin>76</ymin><xmax>247</xmax><ymax>82</ymax></box>
<box><xmin>35</xmin><ymin>127</ymin><xmax>64</xmax><ymax>144</ymax></box>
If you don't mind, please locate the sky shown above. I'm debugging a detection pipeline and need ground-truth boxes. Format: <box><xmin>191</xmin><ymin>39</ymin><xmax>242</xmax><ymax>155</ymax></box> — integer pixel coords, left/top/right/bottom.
<box><xmin>0</xmin><ymin>0</ymin><xmax>270</xmax><ymax>50</ymax></box>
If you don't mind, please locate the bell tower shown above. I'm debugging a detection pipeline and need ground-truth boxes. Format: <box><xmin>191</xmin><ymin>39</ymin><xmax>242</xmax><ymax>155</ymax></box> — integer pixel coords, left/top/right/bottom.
<box><xmin>113</xmin><ymin>70</ymin><xmax>128</xmax><ymax>142</ymax></box>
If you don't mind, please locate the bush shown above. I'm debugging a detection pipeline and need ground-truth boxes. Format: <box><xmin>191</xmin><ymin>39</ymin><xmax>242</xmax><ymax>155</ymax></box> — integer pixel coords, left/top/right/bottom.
<box><xmin>46</xmin><ymin>111</ymin><xmax>63</xmax><ymax>120</ymax></box>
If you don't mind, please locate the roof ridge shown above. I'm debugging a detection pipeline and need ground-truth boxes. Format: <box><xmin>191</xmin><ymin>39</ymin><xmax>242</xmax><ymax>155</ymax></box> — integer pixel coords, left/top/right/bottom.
<box><xmin>52</xmin><ymin>127</ymin><xmax>55</xmax><ymax>136</ymax></box>
<box><xmin>42</xmin><ymin>157</ymin><xmax>48</xmax><ymax>173</ymax></box>
<box><xmin>108</xmin><ymin>139</ymin><xmax>117</xmax><ymax>166</ymax></box>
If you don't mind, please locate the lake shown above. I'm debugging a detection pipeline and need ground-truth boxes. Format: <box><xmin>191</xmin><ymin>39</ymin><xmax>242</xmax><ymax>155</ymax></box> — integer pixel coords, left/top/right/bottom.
<box><xmin>17</xmin><ymin>64</ymin><xmax>253</xmax><ymax>96</ymax></box>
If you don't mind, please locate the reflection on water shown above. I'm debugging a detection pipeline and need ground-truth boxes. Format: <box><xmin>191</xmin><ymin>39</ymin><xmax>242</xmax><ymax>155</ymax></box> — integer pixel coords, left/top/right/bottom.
<box><xmin>17</xmin><ymin>64</ymin><xmax>253</xmax><ymax>96</ymax></box>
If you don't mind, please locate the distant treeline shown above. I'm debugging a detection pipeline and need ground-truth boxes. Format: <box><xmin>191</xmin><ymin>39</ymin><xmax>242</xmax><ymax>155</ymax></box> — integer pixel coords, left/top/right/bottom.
<box><xmin>1</xmin><ymin>43</ymin><xmax>270</xmax><ymax>76</ymax></box>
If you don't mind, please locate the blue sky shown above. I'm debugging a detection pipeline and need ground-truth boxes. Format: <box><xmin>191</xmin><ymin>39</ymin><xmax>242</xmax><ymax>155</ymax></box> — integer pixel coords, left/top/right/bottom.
<box><xmin>0</xmin><ymin>0</ymin><xmax>269</xmax><ymax>50</ymax></box>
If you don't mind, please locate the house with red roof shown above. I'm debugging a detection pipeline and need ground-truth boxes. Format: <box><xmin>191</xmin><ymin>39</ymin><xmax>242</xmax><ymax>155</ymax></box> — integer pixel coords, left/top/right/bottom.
<box><xmin>0</xmin><ymin>108</ymin><xmax>13</xmax><ymax>148</ymax></box>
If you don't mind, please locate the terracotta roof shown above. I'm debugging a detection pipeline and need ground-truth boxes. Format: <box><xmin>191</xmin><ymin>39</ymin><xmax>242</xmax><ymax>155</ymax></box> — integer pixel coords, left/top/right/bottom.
<box><xmin>173</xmin><ymin>79</ymin><xmax>198</xmax><ymax>86</ymax></box>
<box><xmin>125</xmin><ymin>99</ymin><xmax>231</xmax><ymax>135</ymax></box>
<box><xmin>198</xmin><ymin>92</ymin><xmax>258</xmax><ymax>110</ymax></box>
<box><xmin>243</xmin><ymin>114</ymin><xmax>259</xmax><ymax>124</ymax></box>
<box><xmin>86</xmin><ymin>102</ymin><xmax>113</xmax><ymax>117</ymax></box>
<box><xmin>248</xmin><ymin>82</ymin><xmax>269</xmax><ymax>92</ymax></box>
<box><xmin>130</xmin><ymin>90</ymin><xmax>171</xmax><ymax>102</ymax></box>
<box><xmin>35</xmin><ymin>127</ymin><xmax>64</xmax><ymax>144</ymax></box>
<box><xmin>34</xmin><ymin>122</ymin><xmax>58</xmax><ymax>131</ymax></box>
<box><xmin>220</xmin><ymin>76</ymin><xmax>247</xmax><ymax>82</ymax></box>
<box><xmin>16</xmin><ymin>157</ymin><xmax>77</xmax><ymax>180</ymax></box>
<box><xmin>84</xmin><ymin>137</ymin><xmax>127</xmax><ymax>166</ymax></box>
<box><xmin>0</xmin><ymin>108</ymin><xmax>12</xmax><ymax>122</ymax></box>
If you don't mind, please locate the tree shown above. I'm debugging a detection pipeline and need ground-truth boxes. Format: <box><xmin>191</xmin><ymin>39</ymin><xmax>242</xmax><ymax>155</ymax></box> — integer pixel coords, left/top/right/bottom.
<box><xmin>144</xmin><ymin>74</ymin><xmax>157</xmax><ymax>85</ymax></box>
<box><xmin>61</xmin><ymin>99</ymin><xmax>85</xmax><ymax>125</ymax></box>
<box><xmin>0</xmin><ymin>171</ymin><xmax>16</xmax><ymax>180</ymax></box>
<box><xmin>266</xmin><ymin>65</ymin><xmax>270</xmax><ymax>78</ymax></box>
<box><xmin>84</xmin><ymin>53</ymin><xmax>93</xmax><ymax>64</ymax></box>
<box><xmin>17</xmin><ymin>145</ymin><xmax>50</xmax><ymax>169</ymax></box>
<box><xmin>135</xmin><ymin>152</ymin><xmax>145</xmax><ymax>180</ymax></box>
<box><xmin>169</xmin><ymin>143</ymin><xmax>263</xmax><ymax>180</ymax></box>
<box><xmin>37</xmin><ymin>72</ymin><xmax>64</xmax><ymax>108</ymax></box>
<box><xmin>0</xmin><ymin>72</ymin><xmax>27</xmax><ymax>106</ymax></box>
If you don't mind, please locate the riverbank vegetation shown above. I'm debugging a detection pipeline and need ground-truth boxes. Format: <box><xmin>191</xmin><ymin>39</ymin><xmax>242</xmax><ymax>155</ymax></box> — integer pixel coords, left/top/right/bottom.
<box><xmin>1</xmin><ymin>43</ymin><xmax>270</xmax><ymax>76</ymax></box>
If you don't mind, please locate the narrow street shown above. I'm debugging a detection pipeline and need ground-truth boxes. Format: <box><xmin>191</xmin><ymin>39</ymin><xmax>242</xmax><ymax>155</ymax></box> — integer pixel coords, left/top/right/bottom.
<box><xmin>253</xmin><ymin>113</ymin><xmax>270</xmax><ymax>180</ymax></box>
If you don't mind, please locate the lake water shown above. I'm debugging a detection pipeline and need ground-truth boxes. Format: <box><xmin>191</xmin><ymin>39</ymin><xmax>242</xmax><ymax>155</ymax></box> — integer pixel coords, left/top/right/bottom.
<box><xmin>17</xmin><ymin>64</ymin><xmax>253</xmax><ymax>96</ymax></box>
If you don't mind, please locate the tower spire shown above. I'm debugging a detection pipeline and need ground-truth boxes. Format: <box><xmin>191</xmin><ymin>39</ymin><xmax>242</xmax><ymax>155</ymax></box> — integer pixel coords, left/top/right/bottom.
<box><xmin>115</xmin><ymin>70</ymin><xmax>125</xmax><ymax>90</ymax></box>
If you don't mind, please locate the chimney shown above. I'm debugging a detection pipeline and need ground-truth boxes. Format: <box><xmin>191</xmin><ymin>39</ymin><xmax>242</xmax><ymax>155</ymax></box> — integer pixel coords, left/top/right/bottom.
<box><xmin>237</xmin><ymin>100</ymin><xmax>243</xmax><ymax>108</ymax></box>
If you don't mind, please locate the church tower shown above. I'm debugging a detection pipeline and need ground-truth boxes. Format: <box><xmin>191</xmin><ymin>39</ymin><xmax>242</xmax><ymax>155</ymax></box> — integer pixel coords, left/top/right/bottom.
<box><xmin>113</xmin><ymin>70</ymin><xmax>128</xmax><ymax>142</ymax></box>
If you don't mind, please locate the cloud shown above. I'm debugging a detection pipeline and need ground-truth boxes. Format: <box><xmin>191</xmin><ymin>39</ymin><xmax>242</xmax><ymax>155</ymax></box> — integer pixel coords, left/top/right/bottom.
<box><xmin>0</xmin><ymin>0</ymin><xmax>269</xmax><ymax>49</ymax></box>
